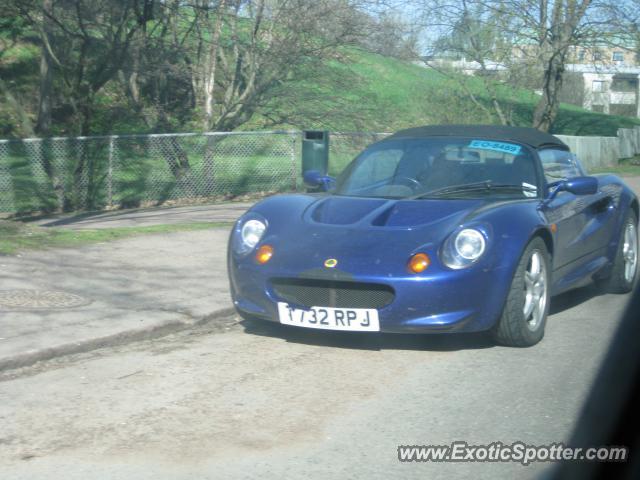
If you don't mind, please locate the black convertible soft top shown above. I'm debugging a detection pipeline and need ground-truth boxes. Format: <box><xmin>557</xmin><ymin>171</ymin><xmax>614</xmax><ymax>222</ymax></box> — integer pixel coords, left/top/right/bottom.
<box><xmin>387</xmin><ymin>124</ymin><xmax>568</xmax><ymax>150</ymax></box>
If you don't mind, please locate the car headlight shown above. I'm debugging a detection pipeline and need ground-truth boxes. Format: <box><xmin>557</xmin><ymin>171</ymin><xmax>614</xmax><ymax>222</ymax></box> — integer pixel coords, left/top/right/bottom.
<box><xmin>233</xmin><ymin>217</ymin><xmax>267</xmax><ymax>255</ymax></box>
<box><xmin>441</xmin><ymin>228</ymin><xmax>487</xmax><ymax>269</ymax></box>
<box><xmin>241</xmin><ymin>219</ymin><xmax>266</xmax><ymax>248</ymax></box>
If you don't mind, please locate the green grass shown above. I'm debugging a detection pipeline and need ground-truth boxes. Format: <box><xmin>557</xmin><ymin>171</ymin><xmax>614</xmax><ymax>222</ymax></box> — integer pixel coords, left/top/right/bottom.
<box><xmin>0</xmin><ymin>220</ymin><xmax>232</xmax><ymax>255</ymax></box>
<box><xmin>252</xmin><ymin>50</ymin><xmax>640</xmax><ymax>137</ymax></box>
<box><xmin>589</xmin><ymin>156</ymin><xmax>640</xmax><ymax>176</ymax></box>
<box><xmin>0</xmin><ymin>134</ymin><xmax>299</xmax><ymax>214</ymax></box>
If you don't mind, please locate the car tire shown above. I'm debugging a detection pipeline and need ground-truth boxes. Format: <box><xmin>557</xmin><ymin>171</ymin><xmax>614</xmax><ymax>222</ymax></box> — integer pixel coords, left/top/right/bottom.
<box><xmin>492</xmin><ymin>237</ymin><xmax>551</xmax><ymax>347</ymax></box>
<box><xmin>600</xmin><ymin>211</ymin><xmax>638</xmax><ymax>294</ymax></box>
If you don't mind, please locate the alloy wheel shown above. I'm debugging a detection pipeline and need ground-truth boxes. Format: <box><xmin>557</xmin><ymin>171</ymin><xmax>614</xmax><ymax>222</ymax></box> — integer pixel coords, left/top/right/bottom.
<box><xmin>523</xmin><ymin>250</ymin><xmax>548</xmax><ymax>331</ymax></box>
<box><xmin>623</xmin><ymin>222</ymin><xmax>638</xmax><ymax>284</ymax></box>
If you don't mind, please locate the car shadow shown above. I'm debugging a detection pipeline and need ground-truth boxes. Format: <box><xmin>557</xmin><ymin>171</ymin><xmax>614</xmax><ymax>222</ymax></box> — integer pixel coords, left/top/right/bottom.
<box><xmin>240</xmin><ymin>318</ymin><xmax>495</xmax><ymax>352</ymax></box>
<box><xmin>239</xmin><ymin>283</ymin><xmax>609</xmax><ymax>351</ymax></box>
<box><xmin>549</xmin><ymin>283</ymin><xmax>606</xmax><ymax>315</ymax></box>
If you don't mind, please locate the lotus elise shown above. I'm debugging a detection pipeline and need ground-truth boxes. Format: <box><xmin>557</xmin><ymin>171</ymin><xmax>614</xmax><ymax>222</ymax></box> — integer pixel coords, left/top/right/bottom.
<box><xmin>227</xmin><ymin>125</ymin><xmax>638</xmax><ymax>346</ymax></box>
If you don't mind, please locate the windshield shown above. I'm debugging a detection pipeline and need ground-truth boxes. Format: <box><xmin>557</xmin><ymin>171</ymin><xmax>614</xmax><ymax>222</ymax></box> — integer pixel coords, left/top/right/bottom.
<box><xmin>334</xmin><ymin>137</ymin><xmax>540</xmax><ymax>199</ymax></box>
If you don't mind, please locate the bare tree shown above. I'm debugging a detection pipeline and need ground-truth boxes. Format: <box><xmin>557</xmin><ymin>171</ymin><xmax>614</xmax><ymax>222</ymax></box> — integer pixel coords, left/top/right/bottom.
<box><xmin>356</xmin><ymin>11</ymin><xmax>420</xmax><ymax>60</ymax></box>
<box><xmin>422</xmin><ymin>0</ymin><xmax>616</xmax><ymax>132</ymax></box>
<box><xmin>109</xmin><ymin>0</ymin><xmax>366</xmax><ymax>133</ymax></box>
<box><xmin>527</xmin><ymin>0</ymin><xmax>592</xmax><ymax>131</ymax></box>
<box><xmin>425</xmin><ymin>0</ymin><xmax>513</xmax><ymax>124</ymax></box>
<box><xmin>185</xmin><ymin>0</ymin><xmax>363</xmax><ymax>132</ymax></box>
<box><xmin>35</xmin><ymin>0</ymin><xmax>54</xmax><ymax>135</ymax></box>
<box><xmin>14</xmin><ymin>0</ymin><xmax>154</xmax><ymax>135</ymax></box>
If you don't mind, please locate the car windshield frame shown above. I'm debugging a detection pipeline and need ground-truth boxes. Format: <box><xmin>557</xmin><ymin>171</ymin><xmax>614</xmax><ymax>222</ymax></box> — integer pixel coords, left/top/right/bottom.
<box><xmin>332</xmin><ymin>136</ymin><xmax>544</xmax><ymax>200</ymax></box>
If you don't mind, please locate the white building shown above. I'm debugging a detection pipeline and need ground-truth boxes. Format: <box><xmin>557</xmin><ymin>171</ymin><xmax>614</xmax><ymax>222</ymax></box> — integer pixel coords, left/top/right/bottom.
<box><xmin>563</xmin><ymin>64</ymin><xmax>640</xmax><ymax>118</ymax></box>
<box><xmin>415</xmin><ymin>58</ymin><xmax>507</xmax><ymax>76</ymax></box>
<box><xmin>417</xmin><ymin>54</ymin><xmax>640</xmax><ymax>119</ymax></box>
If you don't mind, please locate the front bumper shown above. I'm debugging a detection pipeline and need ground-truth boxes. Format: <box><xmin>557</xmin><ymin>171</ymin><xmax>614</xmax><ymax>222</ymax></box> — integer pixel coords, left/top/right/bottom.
<box><xmin>228</xmin><ymin>254</ymin><xmax>513</xmax><ymax>334</ymax></box>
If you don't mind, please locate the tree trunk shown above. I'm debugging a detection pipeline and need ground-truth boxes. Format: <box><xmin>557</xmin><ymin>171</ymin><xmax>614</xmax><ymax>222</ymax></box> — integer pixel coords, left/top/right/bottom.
<box><xmin>79</xmin><ymin>98</ymin><xmax>93</xmax><ymax>136</ymax></box>
<box><xmin>35</xmin><ymin>47</ymin><xmax>53</xmax><ymax>135</ymax></box>
<box><xmin>35</xmin><ymin>0</ymin><xmax>54</xmax><ymax>136</ymax></box>
<box><xmin>203</xmin><ymin>0</ymin><xmax>226</xmax><ymax>131</ymax></box>
<box><xmin>532</xmin><ymin>54</ymin><xmax>565</xmax><ymax>132</ymax></box>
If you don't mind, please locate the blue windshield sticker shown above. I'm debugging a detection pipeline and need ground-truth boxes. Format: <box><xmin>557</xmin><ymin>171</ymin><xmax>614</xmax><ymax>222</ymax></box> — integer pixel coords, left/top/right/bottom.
<box><xmin>469</xmin><ymin>140</ymin><xmax>522</xmax><ymax>155</ymax></box>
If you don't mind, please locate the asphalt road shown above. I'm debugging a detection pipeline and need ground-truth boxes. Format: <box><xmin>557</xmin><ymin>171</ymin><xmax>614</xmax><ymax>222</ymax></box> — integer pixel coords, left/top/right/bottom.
<box><xmin>2</xmin><ymin>174</ymin><xmax>637</xmax><ymax>478</ymax></box>
<box><xmin>0</xmin><ymin>283</ymin><xmax>632</xmax><ymax>479</ymax></box>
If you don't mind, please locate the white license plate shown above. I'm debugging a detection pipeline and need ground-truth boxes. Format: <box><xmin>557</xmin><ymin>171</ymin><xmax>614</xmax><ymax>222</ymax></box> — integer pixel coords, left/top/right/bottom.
<box><xmin>277</xmin><ymin>302</ymin><xmax>380</xmax><ymax>332</ymax></box>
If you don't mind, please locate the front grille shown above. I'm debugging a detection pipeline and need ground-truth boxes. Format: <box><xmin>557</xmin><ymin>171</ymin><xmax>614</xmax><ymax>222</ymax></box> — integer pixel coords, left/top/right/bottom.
<box><xmin>271</xmin><ymin>278</ymin><xmax>394</xmax><ymax>309</ymax></box>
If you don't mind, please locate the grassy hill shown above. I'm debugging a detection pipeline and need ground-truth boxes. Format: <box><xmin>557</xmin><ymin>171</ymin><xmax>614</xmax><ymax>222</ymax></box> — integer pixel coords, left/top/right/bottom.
<box><xmin>1</xmin><ymin>44</ymin><xmax>639</xmax><ymax>138</ymax></box>
<box><xmin>250</xmin><ymin>50</ymin><xmax>640</xmax><ymax>136</ymax></box>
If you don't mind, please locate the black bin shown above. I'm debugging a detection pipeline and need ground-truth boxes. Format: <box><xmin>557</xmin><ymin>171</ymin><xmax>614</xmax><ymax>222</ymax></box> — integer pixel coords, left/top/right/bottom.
<box><xmin>301</xmin><ymin>130</ymin><xmax>329</xmax><ymax>176</ymax></box>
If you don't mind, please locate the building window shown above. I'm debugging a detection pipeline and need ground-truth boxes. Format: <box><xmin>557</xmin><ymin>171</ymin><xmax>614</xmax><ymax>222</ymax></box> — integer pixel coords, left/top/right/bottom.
<box><xmin>592</xmin><ymin>80</ymin><xmax>606</xmax><ymax>92</ymax></box>
<box><xmin>611</xmin><ymin>77</ymin><xmax>637</xmax><ymax>92</ymax></box>
<box><xmin>610</xmin><ymin>104</ymin><xmax>637</xmax><ymax>117</ymax></box>
<box><xmin>593</xmin><ymin>51</ymin><xmax>603</xmax><ymax>61</ymax></box>
<box><xmin>578</xmin><ymin>50</ymin><xmax>586</xmax><ymax>62</ymax></box>
<box><xmin>612</xmin><ymin>51</ymin><xmax>624</xmax><ymax>62</ymax></box>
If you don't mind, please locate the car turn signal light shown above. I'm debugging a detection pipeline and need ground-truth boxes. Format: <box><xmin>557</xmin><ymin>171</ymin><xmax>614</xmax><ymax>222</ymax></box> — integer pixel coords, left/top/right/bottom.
<box><xmin>408</xmin><ymin>253</ymin><xmax>430</xmax><ymax>274</ymax></box>
<box><xmin>255</xmin><ymin>245</ymin><xmax>274</xmax><ymax>264</ymax></box>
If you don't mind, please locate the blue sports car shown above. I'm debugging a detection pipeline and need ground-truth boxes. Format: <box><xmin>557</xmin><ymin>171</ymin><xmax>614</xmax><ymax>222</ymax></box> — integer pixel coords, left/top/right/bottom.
<box><xmin>228</xmin><ymin>125</ymin><xmax>638</xmax><ymax>346</ymax></box>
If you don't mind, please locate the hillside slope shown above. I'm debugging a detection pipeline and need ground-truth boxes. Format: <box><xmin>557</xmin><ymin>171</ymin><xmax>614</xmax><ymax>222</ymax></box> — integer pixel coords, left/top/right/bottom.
<box><xmin>1</xmin><ymin>45</ymin><xmax>638</xmax><ymax>137</ymax></box>
<box><xmin>252</xmin><ymin>50</ymin><xmax>640</xmax><ymax>136</ymax></box>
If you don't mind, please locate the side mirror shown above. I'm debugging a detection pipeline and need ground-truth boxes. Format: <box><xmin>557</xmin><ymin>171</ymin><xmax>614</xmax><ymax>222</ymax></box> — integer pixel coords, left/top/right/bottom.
<box><xmin>562</xmin><ymin>176</ymin><xmax>599</xmax><ymax>196</ymax></box>
<box><xmin>545</xmin><ymin>176</ymin><xmax>598</xmax><ymax>202</ymax></box>
<box><xmin>303</xmin><ymin>170</ymin><xmax>336</xmax><ymax>192</ymax></box>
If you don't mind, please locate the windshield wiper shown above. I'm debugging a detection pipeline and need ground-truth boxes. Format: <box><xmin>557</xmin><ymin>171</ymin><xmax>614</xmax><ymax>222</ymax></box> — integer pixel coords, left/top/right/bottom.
<box><xmin>409</xmin><ymin>181</ymin><xmax>537</xmax><ymax>200</ymax></box>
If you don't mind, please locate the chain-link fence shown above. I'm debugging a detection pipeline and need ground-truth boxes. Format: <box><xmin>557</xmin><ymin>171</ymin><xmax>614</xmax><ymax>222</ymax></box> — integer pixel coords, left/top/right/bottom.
<box><xmin>0</xmin><ymin>131</ymin><xmax>387</xmax><ymax>215</ymax></box>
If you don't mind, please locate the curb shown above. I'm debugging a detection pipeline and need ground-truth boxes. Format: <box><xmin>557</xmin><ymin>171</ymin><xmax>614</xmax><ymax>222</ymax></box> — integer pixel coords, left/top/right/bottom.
<box><xmin>0</xmin><ymin>307</ymin><xmax>236</xmax><ymax>373</ymax></box>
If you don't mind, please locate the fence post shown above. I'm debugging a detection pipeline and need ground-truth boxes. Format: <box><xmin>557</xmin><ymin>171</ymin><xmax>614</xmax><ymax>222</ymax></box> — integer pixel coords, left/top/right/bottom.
<box><xmin>108</xmin><ymin>136</ymin><xmax>115</xmax><ymax>207</ymax></box>
<box><xmin>0</xmin><ymin>141</ymin><xmax>11</xmax><ymax>213</ymax></box>
<box><xmin>291</xmin><ymin>132</ymin><xmax>298</xmax><ymax>192</ymax></box>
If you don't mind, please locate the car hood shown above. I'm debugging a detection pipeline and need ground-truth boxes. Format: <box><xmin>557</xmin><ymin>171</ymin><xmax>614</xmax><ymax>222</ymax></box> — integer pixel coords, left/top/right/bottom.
<box><xmin>305</xmin><ymin>195</ymin><xmax>483</xmax><ymax>228</ymax></box>
<box><xmin>249</xmin><ymin>194</ymin><xmax>497</xmax><ymax>276</ymax></box>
